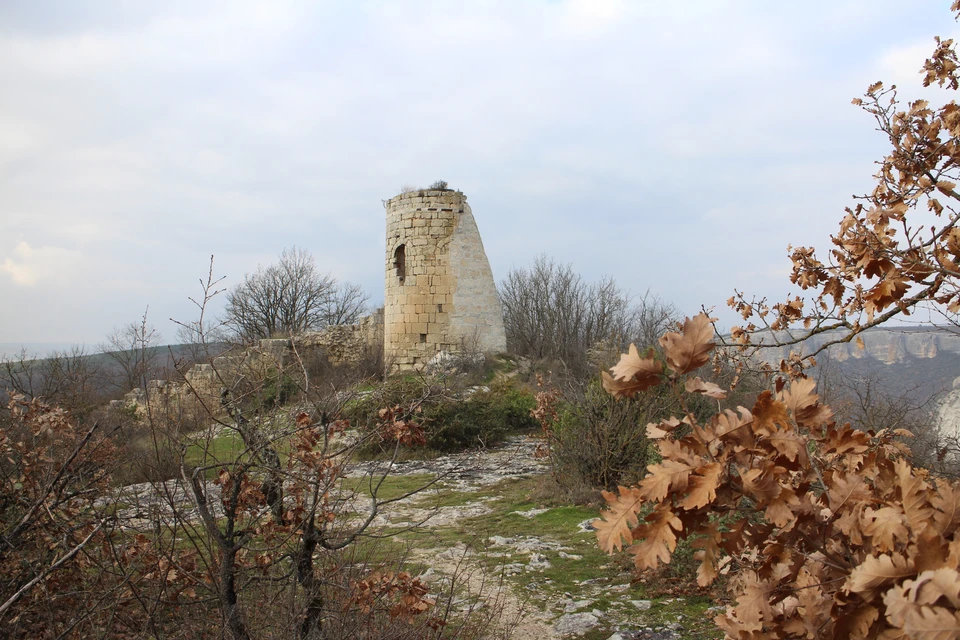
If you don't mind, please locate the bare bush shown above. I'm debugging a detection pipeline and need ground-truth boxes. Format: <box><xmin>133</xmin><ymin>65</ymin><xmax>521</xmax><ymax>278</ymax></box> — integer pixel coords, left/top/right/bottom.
<box><xmin>499</xmin><ymin>255</ymin><xmax>676</xmax><ymax>376</ymax></box>
<box><xmin>0</xmin><ymin>346</ymin><xmax>106</xmax><ymax>421</ymax></box>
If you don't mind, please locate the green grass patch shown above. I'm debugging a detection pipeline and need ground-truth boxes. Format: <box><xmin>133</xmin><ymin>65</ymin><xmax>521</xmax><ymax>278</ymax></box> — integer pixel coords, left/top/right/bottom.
<box><xmin>395</xmin><ymin>474</ymin><xmax>723</xmax><ymax>638</ymax></box>
<box><xmin>339</xmin><ymin>473</ymin><xmax>440</xmax><ymax>502</ymax></box>
<box><xmin>184</xmin><ymin>431</ymin><xmax>247</xmax><ymax>471</ymax></box>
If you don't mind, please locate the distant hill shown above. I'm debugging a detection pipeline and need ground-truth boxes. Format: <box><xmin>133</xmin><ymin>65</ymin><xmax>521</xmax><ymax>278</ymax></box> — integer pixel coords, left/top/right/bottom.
<box><xmin>0</xmin><ymin>343</ymin><xmax>230</xmax><ymax>404</ymax></box>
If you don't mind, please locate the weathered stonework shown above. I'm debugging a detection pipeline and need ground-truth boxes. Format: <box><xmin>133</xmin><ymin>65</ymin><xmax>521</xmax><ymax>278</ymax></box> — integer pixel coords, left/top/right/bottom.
<box><xmin>297</xmin><ymin>311</ymin><xmax>384</xmax><ymax>366</ymax></box>
<box><xmin>384</xmin><ymin>189</ymin><xmax>506</xmax><ymax>371</ymax></box>
<box><xmin>119</xmin><ymin>315</ymin><xmax>386</xmax><ymax>420</ymax></box>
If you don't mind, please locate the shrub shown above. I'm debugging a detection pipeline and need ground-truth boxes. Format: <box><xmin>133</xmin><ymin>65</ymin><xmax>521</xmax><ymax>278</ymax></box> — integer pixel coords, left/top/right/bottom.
<box><xmin>549</xmin><ymin>379</ymin><xmax>662</xmax><ymax>492</ymax></box>
<box><xmin>350</xmin><ymin>377</ymin><xmax>537</xmax><ymax>455</ymax></box>
<box><xmin>423</xmin><ymin>382</ymin><xmax>537</xmax><ymax>452</ymax></box>
<box><xmin>241</xmin><ymin>367</ymin><xmax>298</xmax><ymax>413</ymax></box>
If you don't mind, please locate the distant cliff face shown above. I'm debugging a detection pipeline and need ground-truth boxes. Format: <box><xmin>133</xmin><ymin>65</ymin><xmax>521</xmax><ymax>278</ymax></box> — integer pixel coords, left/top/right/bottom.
<box><xmin>744</xmin><ymin>326</ymin><xmax>960</xmax><ymax>448</ymax></box>
<box><xmin>750</xmin><ymin>327</ymin><xmax>959</xmax><ymax>366</ymax></box>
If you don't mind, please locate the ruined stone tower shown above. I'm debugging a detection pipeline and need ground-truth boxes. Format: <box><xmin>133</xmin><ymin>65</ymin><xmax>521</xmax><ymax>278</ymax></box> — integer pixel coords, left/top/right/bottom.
<box><xmin>384</xmin><ymin>189</ymin><xmax>507</xmax><ymax>371</ymax></box>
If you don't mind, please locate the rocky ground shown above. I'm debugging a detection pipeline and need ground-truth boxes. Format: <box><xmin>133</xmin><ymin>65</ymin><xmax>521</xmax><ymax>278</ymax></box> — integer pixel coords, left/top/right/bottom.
<box><xmin>342</xmin><ymin>436</ymin><xmax>722</xmax><ymax>640</ymax></box>
<box><xmin>104</xmin><ymin>434</ymin><xmax>721</xmax><ymax>639</ymax></box>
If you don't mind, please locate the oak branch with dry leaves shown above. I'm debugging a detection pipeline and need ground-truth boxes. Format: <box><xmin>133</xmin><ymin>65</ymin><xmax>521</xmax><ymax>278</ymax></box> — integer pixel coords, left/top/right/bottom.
<box><xmin>597</xmin><ymin>313</ymin><xmax>960</xmax><ymax>638</ymax></box>
<box><xmin>726</xmin><ymin>2</ymin><xmax>960</xmax><ymax>374</ymax></box>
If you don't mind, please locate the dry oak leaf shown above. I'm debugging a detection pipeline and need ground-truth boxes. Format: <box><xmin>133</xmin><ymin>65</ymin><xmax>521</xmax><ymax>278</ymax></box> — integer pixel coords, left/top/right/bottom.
<box><xmin>684</xmin><ymin>376</ymin><xmax>728</xmax><ymax>399</ymax></box>
<box><xmin>836</xmin><ymin>605</ymin><xmax>881</xmax><ymax>640</ymax></box>
<box><xmin>896</xmin><ymin>459</ymin><xmax>935</xmax><ymax>534</ymax></box>
<box><xmin>646</xmin><ymin>416</ymin><xmax>682</xmax><ymax>440</ymax></box>
<box><xmin>912</xmin><ymin>530</ymin><xmax>951</xmax><ymax>574</ymax></box>
<box><xmin>594</xmin><ymin>486</ymin><xmax>644</xmax><ymax>553</ymax></box>
<box><xmin>885</xmin><ymin>581</ymin><xmax>917</xmax><ymax>629</ymax></box>
<box><xmin>907</xmin><ymin>569</ymin><xmax>960</xmax><ymax>609</ymax></box>
<box><xmin>780</xmin><ymin>377</ymin><xmax>833</xmax><ymax>427</ymax></box>
<box><xmin>639</xmin><ymin>459</ymin><xmax>692</xmax><ymax>502</ymax></box>
<box><xmin>602</xmin><ymin>344</ymin><xmax>663</xmax><ymax>399</ymax></box>
<box><xmin>692</xmin><ymin>523</ymin><xmax>723</xmax><ymax>587</ymax></box>
<box><xmin>730</xmin><ymin>570</ymin><xmax>775</xmax><ymax>631</ymax></box>
<box><xmin>766</xmin><ymin>427</ymin><xmax>808</xmax><ymax>466</ymax></box>
<box><xmin>738</xmin><ymin>465</ymin><xmax>782</xmax><ymax>503</ymax></box>
<box><xmin>658</xmin><ymin>313</ymin><xmax>716</xmax><ymax>375</ymax></box>
<box><xmin>628</xmin><ymin>505</ymin><xmax>683</xmax><ymax>571</ymax></box>
<box><xmin>703</xmin><ymin>407</ymin><xmax>754</xmax><ymax>455</ymax></box>
<box><xmin>902</xmin><ymin>605</ymin><xmax>960</xmax><ymax>640</ymax></box>
<box><xmin>845</xmin><ymin>552</ymin><xmax>914</xmax><ymax>596</ymax></box>
<box><xmin>863</xmin><ymin>506</ymin><xmax>910</xmax><ymax>553</ymax></box>
<box><xmin>601</xmin><ymin>371</ymin><xmax>647</xmax><ymax>399</ymax></box>
<box><xmin>678</xmin><ymin>462</ymin><xmax>723</xmax><ymax>510</ymax></box>
<box><xmin>793</xmin><ymin>564</ymin><xmax>832</xmax><ymax>637</ymax></box>
<box><xmin>765</xmin><ymin>489</ymin><xmax>801</xmax><ymax>529</ymax></box>
<box><xmin>824</xmin><ymin>423</ymin><xmax>871</xmax><ymax>462</ymax></box>
<box><xmin>828</xmin><ymin>472</ymin><xmax>872</xmax><ymax>513</ymax></box>
<box><xmin>933</xmin><ymin>478</ymin><xmax>960</xmax><ymax>537</ymax></box>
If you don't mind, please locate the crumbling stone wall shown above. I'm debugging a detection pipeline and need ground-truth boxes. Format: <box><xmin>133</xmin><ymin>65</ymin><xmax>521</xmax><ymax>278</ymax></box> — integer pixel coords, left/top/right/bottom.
<box><xmin>296</xmin><ymin>311</ymin><xmax>383</xmax><ymax>366</ymax></box>
<box><xmin>119</xmin><ymin>314</ymin><xmax>385</xmax><ymax>419</ymax></box>
<box><xmin>384</xmin><ymin>189</ymin><xmax>506</xmax><ymax>371</ymax></box>
<box><xmin>117</xmin><ymin>363</ymin><xmax>222</xmax><ymax>422</ymax></box>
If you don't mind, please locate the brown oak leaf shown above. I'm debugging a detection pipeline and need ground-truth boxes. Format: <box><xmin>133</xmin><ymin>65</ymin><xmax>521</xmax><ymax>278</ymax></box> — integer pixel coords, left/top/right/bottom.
<box><xmin>628</xmin><ymin>505</ymin><xmax>683</xmax><ymax>571</ymax></box>
<box><xmin>933</xmin><ymin>478</ymin><xmax>960</xmax><ymax>537</ymax></box>
<box><xmin>602</xmin><ymin>344</ymin><xmax>663</xmax><ymax>399</ymax></box>
<box><xmin>896</xmin><ymin>459</ymin><xmax>934</xmax><ymax>534</ymax></box>
<box><xmin>639</xmin><ymin>459</ymin><xmax>692</xmax><ymax>502</ymax></box>
<box><xmin>684</xmin><ymin>376</ymin><xmax>728</xmax><ymax>399</ymax></box>
<box><xmin>692</xmin><ymin>523</ymin><xmax>723</xmax><ymax>587</ymax></box>
<box><xmin>594</xmin><ymin>486</ymin><xmax>644</xmax><ymax>553</ymax></box>
<box><xmin>780</xmin><ymin>377</ymin><xmax>833</xmax><ymax>427</ymax></box>
<box><xmin>902</xmin><ymin>605</ymin><xmax>960</xmax><ymax>639</ymax></box>
<box><xmin>862</xmin><ymin>506</ymin><xmax>909</xmax><ymax>553</ymax></box>
<box><xmin>678</xmin><ymin>462</ymin><xmax>722</xmax><ymax>510</ymax></box>
<box><xmin>845</xmin><ymin>553</ymin><xmax>914</xmax><ymax>595</ymax></box>
<box><xmin>659</xmin><ymin>313</ymin><xmax>716</xmax><ymax>375</ymax></box>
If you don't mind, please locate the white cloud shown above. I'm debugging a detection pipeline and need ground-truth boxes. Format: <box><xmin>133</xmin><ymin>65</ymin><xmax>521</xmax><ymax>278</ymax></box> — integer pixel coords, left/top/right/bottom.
<box><xmin>559</xmin><ymin>0</ymin><xmax>627</xmax><ymax>36</ymax></box>
<box><xmin>1</xmin><ymin>241</ymin><xmax>83</xmax><ymax>287</ymax></box>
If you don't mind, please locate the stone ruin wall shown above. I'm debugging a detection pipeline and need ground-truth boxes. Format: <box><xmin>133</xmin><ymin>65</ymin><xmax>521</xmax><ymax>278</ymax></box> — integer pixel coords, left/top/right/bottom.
<box><xmin>119</xmin><ymin>314</ymin><xmax>385</xmax><ymax>419</ymax></box>
<box><xmin>384</xmin><ymin>189</ymin><xmax>506</xmax><ymax>371</ymax></box>
<box><xmin>295</xmin><ymin>311</ymin><xmax>384</xmax><ymax>366</ymax></box>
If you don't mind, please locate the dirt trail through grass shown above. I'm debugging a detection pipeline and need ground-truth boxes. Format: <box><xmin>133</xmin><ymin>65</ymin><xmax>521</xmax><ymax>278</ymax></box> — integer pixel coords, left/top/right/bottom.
<box><xmin>348</xmin><ymin>436</ymin><xmax>723</xmax><ymax>640</ymax></box>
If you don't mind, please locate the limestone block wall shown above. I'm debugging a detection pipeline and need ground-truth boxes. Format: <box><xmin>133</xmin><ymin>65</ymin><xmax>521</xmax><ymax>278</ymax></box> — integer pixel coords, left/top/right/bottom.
<box><xmin>296</xmin><ymin>311</ymin><xmax>384</xmax><ymax>365</ymax></box>
<box><xmin>384</xmin><ymin>189</ymin><xmax>506</xmax><ymax>371</ymax></box>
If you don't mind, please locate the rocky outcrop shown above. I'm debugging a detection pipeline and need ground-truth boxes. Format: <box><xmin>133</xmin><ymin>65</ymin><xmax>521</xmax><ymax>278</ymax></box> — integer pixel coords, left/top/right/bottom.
<box><xmin>750</xmin><ymin>327</ymin><xmax>960</xmax><ymax>366</ymax></box>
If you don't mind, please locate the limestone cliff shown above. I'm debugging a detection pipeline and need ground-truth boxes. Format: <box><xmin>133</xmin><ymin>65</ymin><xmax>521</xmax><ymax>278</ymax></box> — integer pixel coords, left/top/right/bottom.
<box><xmin>750</xmin><ymin>327</ymin><xmax>959</xmax><ymax>366</ymax></box>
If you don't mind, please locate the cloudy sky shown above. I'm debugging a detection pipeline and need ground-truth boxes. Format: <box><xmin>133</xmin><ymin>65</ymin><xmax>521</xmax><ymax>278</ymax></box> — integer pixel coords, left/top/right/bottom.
<box><xmin>1</xmin><ymin>0</ymin><xmax>958</xmax><ymax>352</ymax></box>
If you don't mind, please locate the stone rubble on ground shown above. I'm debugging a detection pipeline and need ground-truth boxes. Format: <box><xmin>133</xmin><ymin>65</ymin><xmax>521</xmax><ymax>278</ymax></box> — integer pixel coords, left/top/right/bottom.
<box><xmin>554</xmin><ymin>612</ymin><xmax>600</xmax><ymax>636</ymax></box>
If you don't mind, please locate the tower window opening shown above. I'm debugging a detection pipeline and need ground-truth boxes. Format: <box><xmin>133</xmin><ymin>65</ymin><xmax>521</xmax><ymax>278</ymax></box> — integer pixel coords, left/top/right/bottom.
<box><xmin>420</xmin><ymin>333</ymin><xmax>427</xmax><ymax>343</ymax></box>
<box><xmin>394</xmin><ymin>244</ymin><xmax>406</xmax><ymax>283</ymax></box>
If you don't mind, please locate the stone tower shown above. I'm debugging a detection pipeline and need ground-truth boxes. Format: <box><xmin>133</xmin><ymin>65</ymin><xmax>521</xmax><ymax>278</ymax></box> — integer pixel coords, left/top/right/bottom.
<box><xmin>384</xmin><ymin>189</ymin><xmax>507</xmax><ymax>371</ymax></box>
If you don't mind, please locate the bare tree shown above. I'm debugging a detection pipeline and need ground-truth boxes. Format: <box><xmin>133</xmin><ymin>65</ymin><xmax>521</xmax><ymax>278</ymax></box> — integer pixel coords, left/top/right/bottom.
<box><xmin>323</xmin><ymin>280</ymin><xmax>369</xmax><ymax>326</ymax></box>
<box><xmin>99</xmin><ymin>310</ymin><xmax>162</xmax><ymax>392</ymax></box>
<box><xmin>223</xmin><ymin>247</ymin><xmax>367</xmax><ymax>342</ymax></box>
<box><xmin>499</xmin><ymin>255</ymin><xmax>677</xmax><ymax>375</ymax></box>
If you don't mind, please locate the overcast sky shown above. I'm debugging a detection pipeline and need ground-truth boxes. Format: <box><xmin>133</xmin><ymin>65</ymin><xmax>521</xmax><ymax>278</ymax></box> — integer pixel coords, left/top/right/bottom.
<box><xmin>1</xmin><ymin>0</ymin><xmax>958</xmax><ymax>353</ymax></box>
